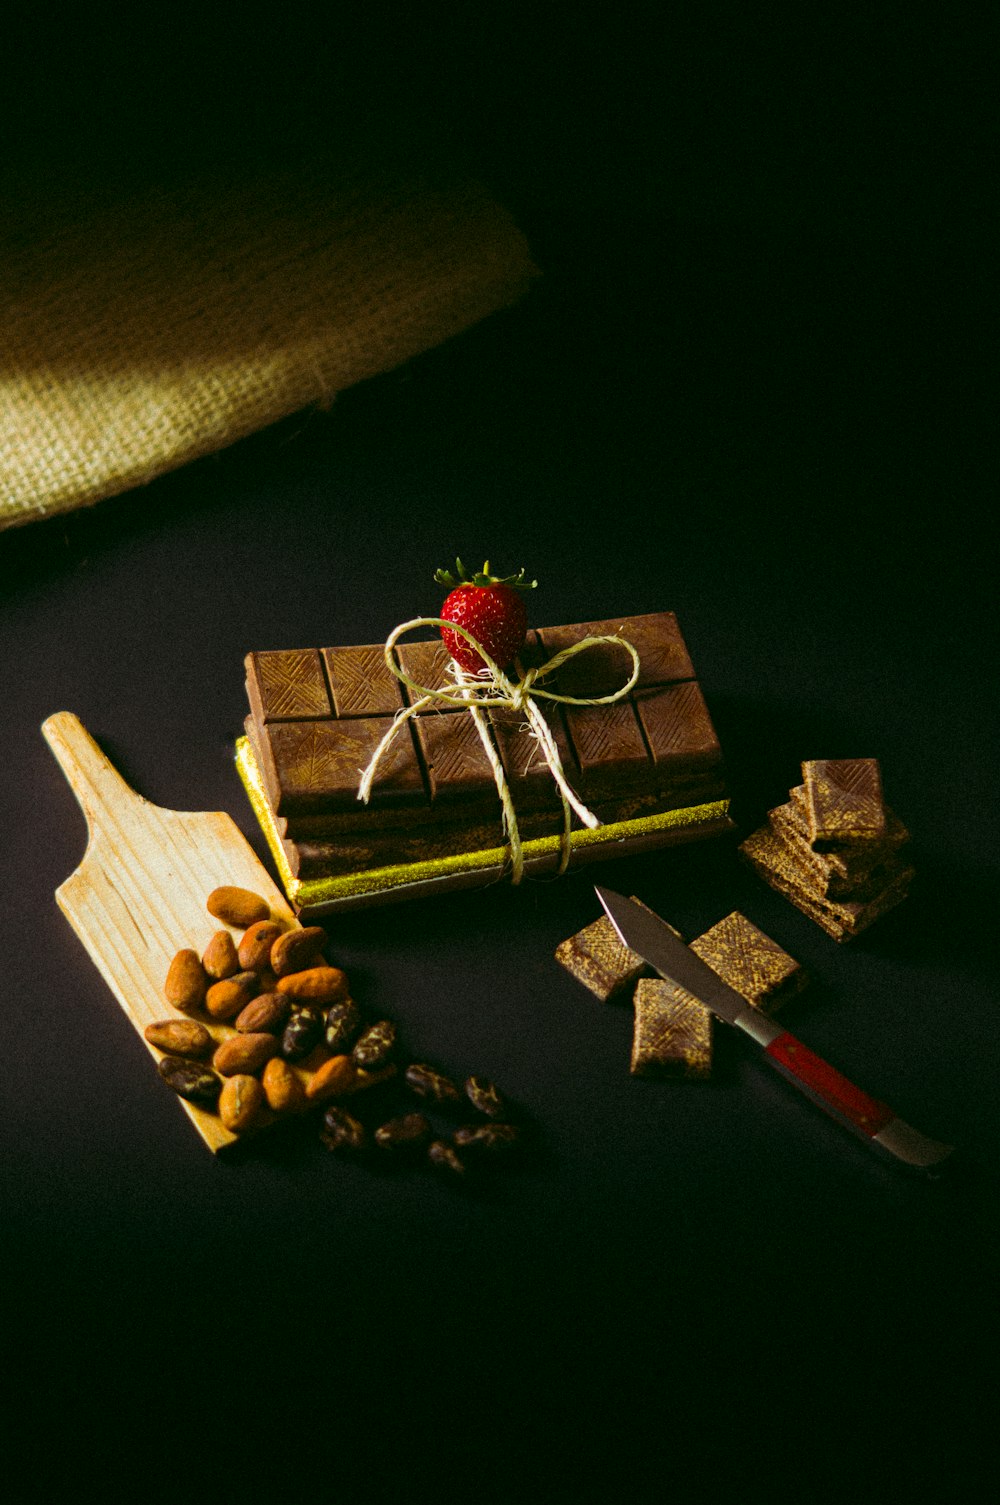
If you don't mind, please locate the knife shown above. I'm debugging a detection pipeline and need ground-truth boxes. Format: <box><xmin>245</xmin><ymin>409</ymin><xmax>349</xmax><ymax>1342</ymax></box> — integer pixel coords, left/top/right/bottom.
<box><xmin>595</xmin><ymin>886</ymin><xmax>954</xmax><ymax>1171</ymax></box>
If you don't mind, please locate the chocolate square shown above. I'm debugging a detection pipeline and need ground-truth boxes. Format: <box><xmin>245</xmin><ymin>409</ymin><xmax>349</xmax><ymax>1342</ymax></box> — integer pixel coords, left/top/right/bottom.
<box><xmin>689</xmin><ymin>911</ymin><xmax>806</xmax><ymax>1014</ymax></box>
<box><xmin>801</xmin><ymin>759</ymin><xmax>887</xmax><ymax>848</ymax></box>
<box><xmin>535</xmin><ymin>612</ymin><xmax>695</xmax><ymax>698</ymax></box>
<box><xmin>563</xmin><ymin>701</ymin><xmax>653</xmax><ymax>796</ymax></box>
<box><xmin>245</xmin><ymin>649</ymin><xmax>332</xmax><ymax>723</ymax></box>
<box><xmin>413</xmin><ymin>711</ymin><xmax>500</xmax><ymax>804</ymax></box>
<box><xmin>489</xmin><ymin>702</ymin><xmax>577</xmax><ymax>808</ymax></box>
<box><xmin>635</xmin><ymin>681</ymin><xmax>722</xmax><ymax>773</ymax></box>
<box><xmin>554</xmin><ymin>906</ymin><xmax>657</xmax><ymax>1003</ymax></box>
<box><xmin>394</xmin><ymin>639</ymin><xmax>461</xmax><ymax>704</ymax></box>
<box><xmin>630</xmin><ymin>978</ymin><xmax>713</xmax><ymax>1079</ymax></box>
<box><xmin>322</xmin><ymin>645</ymin><xmax>405</xmax><ymax>718</ymax></box>
<box><xmin>256</xmin><ymin>716</ymin><xmax>427</xmax><ymax>816</ymax></box>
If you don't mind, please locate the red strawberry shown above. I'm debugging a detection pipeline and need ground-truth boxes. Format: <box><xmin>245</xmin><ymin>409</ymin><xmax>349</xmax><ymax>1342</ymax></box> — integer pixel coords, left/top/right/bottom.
<box><xmin>434</xmin><ymin>559</ymin><xmax>537</xmax><ymax>675</ymax></box>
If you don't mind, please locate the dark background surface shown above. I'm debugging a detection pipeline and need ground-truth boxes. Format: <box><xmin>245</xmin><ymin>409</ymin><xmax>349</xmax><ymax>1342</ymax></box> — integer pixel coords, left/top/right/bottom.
<box><xmin>2</xmin><ymin>9</ymin><xmax>995</xmax><ymax>1498</ymax></box>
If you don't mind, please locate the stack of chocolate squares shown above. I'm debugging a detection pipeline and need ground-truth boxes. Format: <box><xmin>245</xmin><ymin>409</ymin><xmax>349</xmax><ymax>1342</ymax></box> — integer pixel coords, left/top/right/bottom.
<box><xmin>556</xmin><ymin>904</ymin><xmax>808</xmax><ymax>1079</ymax></box>
<box><xmin>739</xmin><ymin>758</ymin><xmax>914</xmax><ymax>940</ymax></box>
<box><xmin>237</xmin><ymin>612</ymin><xmax>734</xmax><ymax>913</ymax></box>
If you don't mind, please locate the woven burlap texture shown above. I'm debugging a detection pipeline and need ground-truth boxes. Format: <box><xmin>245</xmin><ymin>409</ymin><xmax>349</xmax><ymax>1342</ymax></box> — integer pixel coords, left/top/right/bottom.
<box><xmin>0</xmin><ymin>166</ymin><xmax>538</xmax><ymax>530</ymax></box>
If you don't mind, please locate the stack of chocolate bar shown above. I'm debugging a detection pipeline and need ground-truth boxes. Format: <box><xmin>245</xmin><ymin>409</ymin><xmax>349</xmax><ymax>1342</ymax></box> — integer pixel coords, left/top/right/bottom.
<box><xmin>739</xmin><ymin>758</ymin><xmax>914</xmax><ymax>940</ymax></box>
<box><xmin>236</xmin><ymin>612</ymin><xmax>733</xmax><ymax>913</ymax></box>
<box><xmin>556</xmin><ymin>906</ymin><xmax>808</xmax><ymax>1079</ymax></box>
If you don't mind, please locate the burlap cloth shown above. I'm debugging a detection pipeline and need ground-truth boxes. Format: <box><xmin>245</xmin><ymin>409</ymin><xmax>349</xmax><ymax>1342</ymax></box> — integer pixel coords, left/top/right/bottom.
<box><xmin>0</xmin><ymin>161</ymin><xmax>538</xmax><ymax>530</ymax></box>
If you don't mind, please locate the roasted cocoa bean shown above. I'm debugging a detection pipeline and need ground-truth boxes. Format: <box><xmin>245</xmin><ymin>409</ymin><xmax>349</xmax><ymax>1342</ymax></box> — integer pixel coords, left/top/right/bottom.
<box><xmin>275</xmin><ymin>966</ymin><xmax>349</xmax><ymax>1005</ymax></box>
<box><xmin>235</xmin><ymin>993</ymin><xmax>291</xmax><ymax>1035</ymax></box>
<box><xmin>428</xmin><ymin>1139</ymin><xmax>467</xmax><ymax>1177</ymax></box>
<box><xmin>261</xmin><ymin>1057</ymin><xmax>307</xmax><ymax>1115</ymax></box>
<box><xmin>374</xmin><ymin>1113</ymin><xmax>431</xmax><ymax>1152</ymax></box>
<box><xmin>144</xmin><ymin>1019</ymin><xmax>214</xmax><ymax>1058</ymax></box>
<box><xmin>204</xmin><ymin>970</ymin><xmax>259</xmax><ymax>1020</ymax></box>
<box><xmin>237</xmin><ymin>920</ymin><xmax>285</xmax><ymax>972</ymax></box>
<box><xmin>352</xmin><ymin>1020</ymin><xmax>396</xmax><ymax>1071</ymax></box>
<box><xmin>164</xmin><ymin>949</ymin><xmax>208</xmax><ymax>1011</ymax></box>
<box><xmin>206</xmin><ymin>886</ymin><xmax>270</xmax><ymax>927</ymax></box>
<box><xmin>213</xmin><ymin>1032</ymin><xmax>279</xmax><ymax>1077</ymax></box>
<box><xmin>404</xmin><ymin>1062</ymin><xmax>461</xmax><ymax>1105</ymax></box>
<box><xmin>271</xmin><ymin>926</ymin><xmax>326</xmax><ymax>978</ymax></box>
<box><xmin>453</xmin><ymin>1123</ymin><xmax>520</xmax><ymax>1155</ymax></box>
<box><xmin>202</xmin><ymin>930</ymin><xmax>239</xmax><ymax>981</ymax></box>
<box><xmin>280</xmin><ymin>1006</ymin><xmax>324</xmax><ymax>1062</ymax></box>
<box><xmin>157</xmin><ymin>1056</ymin><xmax>221</xmax><ymax>1107</ymax></box>
<box><xmin>320</xmin><ymin>1105</ymin><xmax>367</xmax><ymax>1152</ymax></box>
<box><xmin>324</xmin><ymin>998</ymin><xmax>362</xmax><ymax>1053</ymax></box>
<box><xmin>219</xmin><ymin>1074</ymin><xmax>266</xmax><ymax>1133</ymax></box>
<box><xmin>305</xmin><ymin>1054</ymin><xmax>357</xmax><ymax>1102</ymax></box>
<box><xmin>464</xmin><ymin>1075</ymin><xmax>507</xmax><ymax>1119</ymax></box>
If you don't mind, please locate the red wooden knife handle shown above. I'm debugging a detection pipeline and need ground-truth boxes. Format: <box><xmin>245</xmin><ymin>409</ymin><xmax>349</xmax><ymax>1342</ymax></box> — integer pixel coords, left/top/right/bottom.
<box><xmin>764</xmin><ymin>1031</ymin><xmax>895</xmax><ymax>1138</ymax></box>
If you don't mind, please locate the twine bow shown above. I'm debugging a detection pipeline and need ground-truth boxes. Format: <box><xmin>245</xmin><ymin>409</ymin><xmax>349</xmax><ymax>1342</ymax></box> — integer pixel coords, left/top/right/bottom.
<box><xmin>357</xmin><ymin>617</ymin><xmax>641</xmax><ymax>883</ymax></box>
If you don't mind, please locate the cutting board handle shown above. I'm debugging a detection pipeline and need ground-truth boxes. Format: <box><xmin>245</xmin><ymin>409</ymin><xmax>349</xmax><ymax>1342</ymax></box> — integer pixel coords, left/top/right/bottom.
<box><xmin>42</xmin><ymin>711</ymin><xmax>143</xmax><ymax>838</ymax></box>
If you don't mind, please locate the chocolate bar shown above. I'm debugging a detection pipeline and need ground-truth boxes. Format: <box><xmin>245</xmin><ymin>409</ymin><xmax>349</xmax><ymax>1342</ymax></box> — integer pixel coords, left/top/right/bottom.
<box><xmin>239</xmin><ymin>611</ymin><xmax>733</xmax><ymax>913</ymax></box>
<box><xmin>801</xmin><ymin>758</ymin><xmax>887</xmax><ymax>849</ymax></box>
<box><xmin>630</xmin><ymin>978</ymin><xmax>713</xmax><ymax>1079</ymax></box>
<box><xmin>245</xmin><ymin>612</ymin><xmax>724</xmax><ymax>823</ymax></box>
<box><xmin>739</xmin><ymin>825</ymin><xmax>914</xmax><ymax>940</ymax></box>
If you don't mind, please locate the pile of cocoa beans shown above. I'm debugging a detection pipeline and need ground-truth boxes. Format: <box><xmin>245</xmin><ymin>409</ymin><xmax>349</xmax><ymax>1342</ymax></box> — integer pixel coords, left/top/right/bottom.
<box><xmin>146</xmin><ymin>885</ymin><xmax>523</xmax><ymax>1180</ymax></box>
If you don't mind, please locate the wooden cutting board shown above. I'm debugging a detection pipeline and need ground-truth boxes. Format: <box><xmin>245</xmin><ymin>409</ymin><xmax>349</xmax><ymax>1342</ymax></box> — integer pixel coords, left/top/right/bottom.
<box><xmin>43</xmin><ymin>711</ymin><xmax>300</xmax><ymax>1152</ymax></box>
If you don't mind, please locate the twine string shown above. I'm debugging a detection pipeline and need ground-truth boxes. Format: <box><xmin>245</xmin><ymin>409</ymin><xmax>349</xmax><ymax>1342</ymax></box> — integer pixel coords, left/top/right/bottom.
<box><xmin>357</xmin><ymin>616</ymin><xmax>640</xmax><ymax>883</ymax></box>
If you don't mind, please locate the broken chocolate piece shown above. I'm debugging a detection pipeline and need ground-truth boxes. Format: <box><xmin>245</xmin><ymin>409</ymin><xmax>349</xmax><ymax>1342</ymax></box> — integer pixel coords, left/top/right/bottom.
<box><xmin>801</xmin><ymin>759</ymin><xmax>887</xmax><ymax>849</ymax></box>
<box><xmin>689</xmin><ymin>910</ymin><xmax>807</xmax><ymax>1015</ymax></box>
<box><xmin>555</xmin><ymin>904</ymin><xmax>655</xmax><ymax>1003</ymax></box>
<box><xmin>630</xmin><ymin>978</ymin><xmax>713</xmax><ymax>1079</ymax></box>
<box><xmin>739</xmin><ymin>824</ymin><xmax>913</xmax><ymax>940</ymax></box>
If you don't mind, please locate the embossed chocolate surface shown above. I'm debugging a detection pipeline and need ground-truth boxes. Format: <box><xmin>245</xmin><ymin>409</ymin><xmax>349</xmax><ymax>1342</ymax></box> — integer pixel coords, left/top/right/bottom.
<box><xmin>246</xmin><ymin>649</ymin><xmax>333</xmax><ymax>723</ymax></box>
<box><xmin>802</xmin><ymin>758</ymin><xmax>887</xmax><ymax>848</ymax></box>
<box><xmin>630</xmin><ymin>978</ymin><xmax>713</xmax><ymax>1079</ymax></box>
<box><xmin>688</xmin><ymin>911</ymin><xmax>806</xmax><ymax>1015</ymax></box>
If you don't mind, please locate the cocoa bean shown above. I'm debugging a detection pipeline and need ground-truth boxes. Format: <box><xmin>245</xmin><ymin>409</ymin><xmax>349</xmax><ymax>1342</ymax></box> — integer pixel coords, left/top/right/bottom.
<box><xmin>261</xmin><ymin>1057</ymin><xmax>307</xmax><ymax>1115</ymax></box>
<box><xmin>204</xmin><ymin>971</ymin><xmax>259</xmax><ymax>1020</ymax></box>
<box><xmin>206</xmin><ymin>887</ymin><xmax>270</xmax><ymax>927</ymax></box>
<box><xmin>404</xmin><ymin>1062</ymin><xmax>461</xmax><ymax>1105</ymax></box>
<box><xmin>453</xmin><ymin>1123</ymin><xmax>520</xmax><ymax>1155</ymax></box>
<box><xmin>352</xmin><ymin>1020</ymin><xmax>396</xmax><ymax>1072</ymax></box>
<box><xmin>320</xmin><ymin>1105</ymin><xmax>366</xmax><ymax>1152</ymax></box>
<box><xmin>464</xmin><ymin>1076</ymin><xmax>507</xmax><ymax>1119</ymax></box>
<box><xmin>213</xmin><ymin>1033</ymin><xmax>279</xmax><ymax>1077</ymax></box>
<box><xmin>202</xmin><ymin>930</ymin><xmax>239</xmax><ymax>981</ymax></box>
<box><xmin>271</xmin><ymin>926</ymin><xmax>326</xmax><ymax>978</ymax></box>
<box><xmin>219</xmin><ymin>1075</ymin><xmax>265</xmax><ymax>1133</ymax></box>
<box><xmin>275</xmin><ymin>966</ymin><xmax>349</xmax><ymax>1005</ymax></box>
<box><xmin>280</xmin><ymin>1007</ymin><xmax>324</xmax><ymax>1062</ymax></box>
<box><xmin>305</xmin><ymin>1054</ymin><xmax>357</xmax><ymax>1102</ymax></box>
<box><xmin>157</xmin><ymin>1056</ymin><xmax>220</xmax><ymax>1107</ymax></box>
<box><xmin>235</xmin><ymin>993</ymin><xmax>290</xmax><ymax>1035</ymax></box>
<box><xmin>428</xmin><ymin>1140</ymin><xmax>467</xmax><ymax>1177</ymax></box>
<box><xmin>324</xmin><ymin>998</ymin><xmax>362</xmax><ymax>1054</ymax></box>
<box><xmin>164</xmin><ymin>949</ymin><xmax>207</xmax><ymax>1011</ymax></box>
<box><xmin>374</xmin><ymin>1113</ymin><xmax>431</xmax><ymax>1152</ymax></box>
<box><xmin>144</xmin><ymin>1020</ymin><xmax>214</xmax><ymax>1058</ymax></box>
<box><xmin>237</xmin><ymin>920</ymin><xmax>285</xmax><ymax>972</ymax></box>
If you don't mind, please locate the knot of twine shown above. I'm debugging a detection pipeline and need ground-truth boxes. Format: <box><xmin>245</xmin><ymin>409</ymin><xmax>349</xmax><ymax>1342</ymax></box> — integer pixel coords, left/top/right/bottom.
<box><xmin>357</xmin><ymin>617</ymin><xmax>640</xmax><ymax>884</ymax></box>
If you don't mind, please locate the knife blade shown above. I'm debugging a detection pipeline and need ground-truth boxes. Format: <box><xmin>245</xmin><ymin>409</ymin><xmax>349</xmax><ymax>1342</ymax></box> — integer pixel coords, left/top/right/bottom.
<box><xmin>595</xmin><ymin>886</ymin><xmax>954</xmax><ymax>1171</ymax></box>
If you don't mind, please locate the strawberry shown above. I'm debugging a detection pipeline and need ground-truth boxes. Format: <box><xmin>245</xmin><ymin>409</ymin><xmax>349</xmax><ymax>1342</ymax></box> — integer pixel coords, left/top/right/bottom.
<box><xmin>434</xmin><ymin>559</ymin><xmax>537</xmax><ymax>675</ymax></box>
